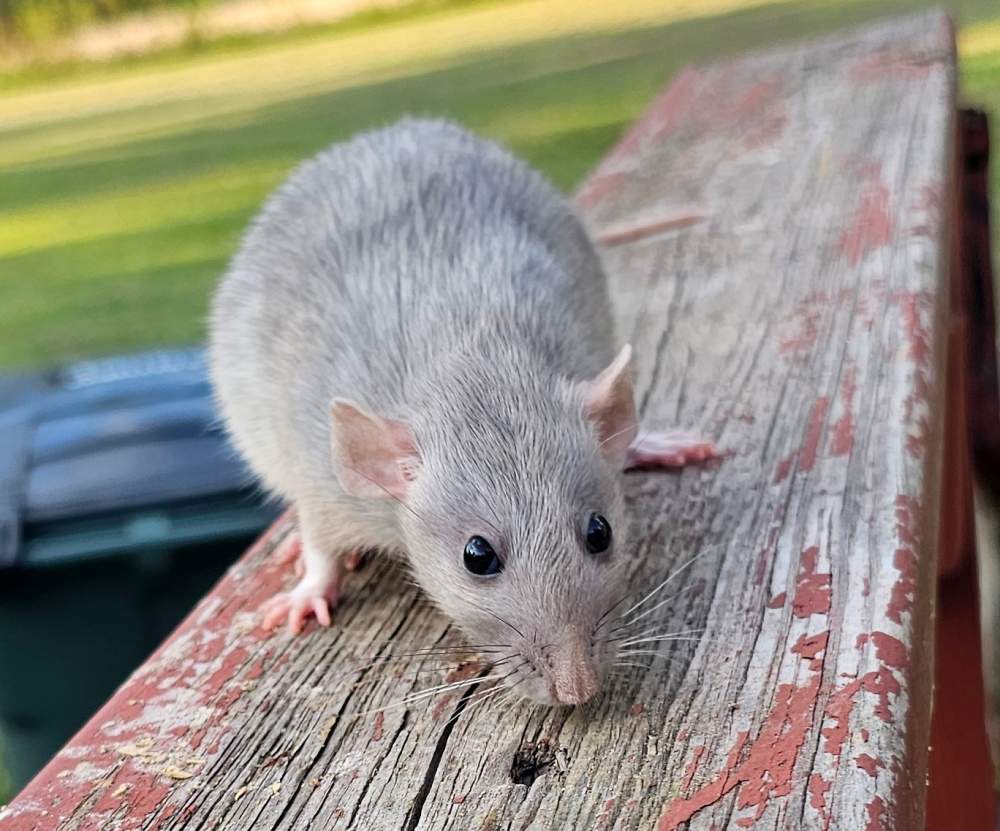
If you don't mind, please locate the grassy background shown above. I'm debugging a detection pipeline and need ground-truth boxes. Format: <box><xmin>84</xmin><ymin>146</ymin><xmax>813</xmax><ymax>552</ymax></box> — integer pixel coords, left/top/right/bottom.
<box><xmin>0</xmin><ymin>0</ymin><xmax>999</xmax><ymax>371</ymax></box>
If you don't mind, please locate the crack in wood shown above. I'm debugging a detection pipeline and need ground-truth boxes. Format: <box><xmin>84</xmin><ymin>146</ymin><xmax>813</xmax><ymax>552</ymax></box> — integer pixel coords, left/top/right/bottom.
<box><xmin>403</xmin><ymin>668</ymin><xmax>492</xmax><ymax>831</ymax></box>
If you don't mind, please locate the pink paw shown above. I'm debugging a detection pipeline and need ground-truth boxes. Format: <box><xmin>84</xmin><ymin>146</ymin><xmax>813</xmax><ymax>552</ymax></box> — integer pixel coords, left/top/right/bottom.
<box><xmin>626</xmin><ymin>431</ymin><xmax>719</xmax><ymax>470</ymax></box>
<box><xmin>261</xmin><ymin>583</ymin><xmax>338</xmax><ymax>635</ymax></box>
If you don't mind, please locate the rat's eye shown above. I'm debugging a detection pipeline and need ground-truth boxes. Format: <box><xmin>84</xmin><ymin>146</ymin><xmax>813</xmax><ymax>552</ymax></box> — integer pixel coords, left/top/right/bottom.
<box><xmin>585</xmin><ymin>513</ymin><xmax>612</xmax><ymax>554</ymax></box>
<box><xmin>463</xmin><ymin>535</ymin><xmax>503</xmax><ymax>576</ymax></box>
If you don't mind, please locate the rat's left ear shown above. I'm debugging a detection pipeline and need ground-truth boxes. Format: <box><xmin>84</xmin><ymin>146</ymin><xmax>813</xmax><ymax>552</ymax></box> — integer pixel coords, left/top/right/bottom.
<box><xmin>330</xmin><ymin>399</ymin><xmax>421</xmax><ymax>500</ymax></box>
<box><xmin>582</xmin><ymin>344</ymin><xmax>638</xmax><ymax>462</ymax></box>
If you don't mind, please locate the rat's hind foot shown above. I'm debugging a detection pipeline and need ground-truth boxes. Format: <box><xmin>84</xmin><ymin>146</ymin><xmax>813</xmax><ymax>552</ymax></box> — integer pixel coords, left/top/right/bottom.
<box><xmin>625</xmin><ymin>431</ymin><xmax>718</xmax><ymax>470</ymax></box>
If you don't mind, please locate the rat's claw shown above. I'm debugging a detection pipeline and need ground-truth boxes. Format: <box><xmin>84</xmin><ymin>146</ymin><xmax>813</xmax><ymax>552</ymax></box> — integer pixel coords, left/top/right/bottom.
<box><xmin>343</xmin><ymin>550</ymin><xmax>363</xmax><ymax>572</ymax></box>
<box><xmin>311</xmin><ymin>598</ymin><xmax>332</xmax><ymax>627</ymax></box>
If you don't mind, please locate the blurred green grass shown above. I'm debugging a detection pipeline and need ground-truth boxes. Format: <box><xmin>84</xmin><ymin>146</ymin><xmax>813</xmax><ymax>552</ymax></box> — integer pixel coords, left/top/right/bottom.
<box><xmin>0</xmin><ymin>0</ymin><xmax>999</xmax><ymax>369</ymax></box>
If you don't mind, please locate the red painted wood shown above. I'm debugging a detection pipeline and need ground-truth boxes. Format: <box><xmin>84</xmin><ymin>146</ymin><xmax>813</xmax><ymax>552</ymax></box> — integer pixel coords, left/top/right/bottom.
<box><xmin>926</xmin><ymin>107</ymin><xmax>998</xmax><ymax>831</ymax></box>
<box><xmin>928</xmin><ymin>561</ymin><xmax>995</xmax><ymax>831</ymax></box>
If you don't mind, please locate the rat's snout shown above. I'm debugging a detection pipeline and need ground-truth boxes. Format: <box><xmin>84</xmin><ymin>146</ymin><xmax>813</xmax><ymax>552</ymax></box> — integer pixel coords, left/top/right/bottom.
<box><xmin>549</xmin><ymin>630</ymin><xmax>600</xmax><ymax>706</ymax></box>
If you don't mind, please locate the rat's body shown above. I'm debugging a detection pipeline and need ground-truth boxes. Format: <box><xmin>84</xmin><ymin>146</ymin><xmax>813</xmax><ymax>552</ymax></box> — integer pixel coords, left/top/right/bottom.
<box><xmin>210</xmin><ymin>119</ymin><xmax>713</xmax><ymax>706</ymax></box>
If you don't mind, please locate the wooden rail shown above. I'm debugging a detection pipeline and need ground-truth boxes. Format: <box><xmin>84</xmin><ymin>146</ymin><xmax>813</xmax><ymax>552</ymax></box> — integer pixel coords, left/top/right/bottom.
<box><xmin>0</xmin><ymin>10</ymin><xmax>984</xmax><ymax>830</ymax></box>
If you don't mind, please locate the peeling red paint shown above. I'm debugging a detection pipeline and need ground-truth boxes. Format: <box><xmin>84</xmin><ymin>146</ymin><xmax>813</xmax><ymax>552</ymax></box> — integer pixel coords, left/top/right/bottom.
<box><xmin>856</xmin><ymin>753</ymin><xmax>880</xmax><ymax>776</ymax></box>
<box><xmin>659</xmin><ymin>667</ymin><xmax>825</xmax><ymax>828</ymax></box>
<box><xmin>892</xmin><ymin>291</ymin><xmax>933</xmax><ymax>463</ymax></box>
<box><xmin>727</xmin><ymin>78</ymin><xmax>787</xmax><ymax>150</ymax></box>
<box><xmin>896</xmin><ymin>291</ymin><xmax>931</xmax><ymax>365</ymax></box>
<box><xmin>870</xmin><ymin>632</ymin><xmax>908</xmax><ymax>670</ymax></box>
<box><xmin>866</xmin><ymin>795</ymin><xmax>887</xmax><ymax>830</ymax></box>
<box><xmin>889</xmin><ymin>548</ymin><xmax>917</xmax><ymax>625</ymax></box>
<box><xmin>774</xmin><ymin>456</ymin><xmax>793</xmax><ymax>483</ymax></box>
<box><xmin>800</xmin><ymin>398</ymin><xmax>829</xmax><ymax>472</ymax></box>
<box><xmin>839</xmin><ymin>167</ymin><xmax>893</xmax><ymax>265</ymax></box>
<box><xmin>887</xmin><ymin>495</ymin><xmax>919</xmax><ymax>624</ymax></box>
<box><xmin>681</xmin><ymin>746</ymin><xmax>706</xmax><ymax>791</ymax></box>
<box><xmin>792</xmin><ymin>631</ymin><xmax>829</xmax><ymax>670</ymax></box>
<box><xmin>807</xmin><ymin>773</ymin><xmax>830</xmax><ymax>814</ymax></box>
<box><xmin>793</xmin><ymin>547</ymin><xmax>832</xmax><ymax>618</ymax></box>
<box><xmin>860</xmin><ymin>728</ymin><xmax>870</xmax><ymax>742</ymax></box>
<box><xmin>372</xmin><ymin>711</ymin><xmax>385</xmax><ymax>742</ymax></box>
<box><xmin>830</xmin><ymin>366</ymin><xmax>857</xmax><ymax>456</ymax></box>
<box><xmin>767</xmin><ymin>592</ymin><xmax>787</xmax><ymax>610</ymax></box>
<box><xmin>658</xmin><ymin>732</ymin><xmax>749</xmax><ymax>830</ymax></box>
<box><xmin>629</xmin><ymin>702</ymin><xmax>646</xmax><ymax>717</ymax></box>
<box><xmin>822</xmin><ymin>668</ymin><xmax>902</xmax><ymax>758</ymax></box>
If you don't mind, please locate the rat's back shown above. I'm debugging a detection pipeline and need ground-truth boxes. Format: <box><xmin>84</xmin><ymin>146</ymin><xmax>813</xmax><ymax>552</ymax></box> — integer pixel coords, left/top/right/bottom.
<box><xmin>209</xmin><ymin>118</ymin><xmax>612</xmax><ymax>504</ymax></box>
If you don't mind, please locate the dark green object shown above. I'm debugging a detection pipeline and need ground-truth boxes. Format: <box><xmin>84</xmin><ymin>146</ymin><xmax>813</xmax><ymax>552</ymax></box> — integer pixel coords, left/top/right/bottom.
<box><xmin>0</xmin><ymin>349</ymin><xmax>277</xmax><ymax>791</ymax></box>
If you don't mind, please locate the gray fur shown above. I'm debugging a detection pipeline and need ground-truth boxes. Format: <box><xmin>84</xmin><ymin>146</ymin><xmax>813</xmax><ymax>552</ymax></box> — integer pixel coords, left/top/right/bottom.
<box><xmin>210</xmin><ymin>118</ymin><xmax>628</xmax><ymax>703</ymax></box>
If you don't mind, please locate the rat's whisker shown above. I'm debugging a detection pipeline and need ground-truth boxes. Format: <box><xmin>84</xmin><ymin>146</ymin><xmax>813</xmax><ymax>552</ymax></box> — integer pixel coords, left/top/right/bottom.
<box><xmin>445</xmin><ymin>682</ymin><xmax>510</xmax><ymax>728</ymax></box>
<box><xmin>616</xmin><ymin>649</ymin><xmax>685</xmax><ymax>658</ymax></box>
<box><xmin>378</xmin><ymin>644</ymin><xmax>511</xmax><ymax>658</ymax></box>
<box><xmin>595</xmin><ymin>592</ymin><xmax>632</xmax><ymax>634</ymax></box>
<box><xmin>613</xmin><ymin>661</ymin><xmax>654</xmax><ymax>671</ymax></box>
<box><xmin>483</xmin><ymin>608</ymin><xmax>526</xmax><ymax>639</ymax></box>
<box><xmin>610</xmin><ymin>627</ymin><xmax>705</xmax><ymax>646</ymax></box>
<box><xmin>607</xmin><ymin>584</ymin><xmax>703</xmax><ymax>638</ymax></box>
<box><xmin>621</xmin><ymin>550</ymin><xmax>707</xmax><ymax>622</ymax></box>
<box><xmin>399</xmin><ymin>672</ymin><xmax>507</xmax><ymax>705</ymax></box>
<box><xmin>488</xmin><ymin>654</ymin><xmax>527</xmax><ymax>671</ymax></box>
<box><xmin>362</xmin><ymin>672</ymin><xmax>505</xmax><ymax>716</ymax></box>
<box><xmin>617</xmin><ymin>635</ymin><xmax>704</xmax><ymax>648</ymax></box>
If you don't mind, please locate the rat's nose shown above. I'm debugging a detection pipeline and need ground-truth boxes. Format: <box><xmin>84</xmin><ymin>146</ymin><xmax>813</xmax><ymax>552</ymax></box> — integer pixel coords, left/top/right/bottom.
<box><xmin>550</xmin><ymin>631</ymin><xmax>600</xmax><ymax>705</ymax></box>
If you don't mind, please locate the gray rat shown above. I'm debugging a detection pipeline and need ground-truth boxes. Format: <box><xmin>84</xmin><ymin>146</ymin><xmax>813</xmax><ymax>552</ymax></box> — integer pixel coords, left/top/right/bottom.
<box><xmin>209</xmin><ymin>118</ymin><xmax>715</xmax><ymax>706</ymax></box>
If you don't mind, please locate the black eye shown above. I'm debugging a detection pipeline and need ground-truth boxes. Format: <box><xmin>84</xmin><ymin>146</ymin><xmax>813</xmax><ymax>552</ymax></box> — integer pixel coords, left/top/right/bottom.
<box><xmin>463</xmin><ymin>535</ymin><xmax>503</xmax><ymax>576</ymax></box>
<box><xmin>585</xmin><ymin>513</ymin><xmax>612</xmax><ymax>554</ymax></box>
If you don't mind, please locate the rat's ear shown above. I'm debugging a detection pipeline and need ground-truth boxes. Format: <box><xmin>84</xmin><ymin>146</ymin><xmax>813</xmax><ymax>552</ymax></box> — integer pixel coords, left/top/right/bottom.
<box><xmin>330</xmin><ymin>399</ymin><xmax>420</xmax><ymax>500</ymax></box>
<box><xmin>582</xmin><ymin>344</ymin><xmax>638</xmax><ymax>462</ymax></box>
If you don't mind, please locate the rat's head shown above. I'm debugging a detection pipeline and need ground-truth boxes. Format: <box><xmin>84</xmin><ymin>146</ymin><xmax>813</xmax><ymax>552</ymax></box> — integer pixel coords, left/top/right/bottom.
<box><xmin>329</xmin><ymin>345</ymin><xmax>639</xmax><ymax>707</ymax></box>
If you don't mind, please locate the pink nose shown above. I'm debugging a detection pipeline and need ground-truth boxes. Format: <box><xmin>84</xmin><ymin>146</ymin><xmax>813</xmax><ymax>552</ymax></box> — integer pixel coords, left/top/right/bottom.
<box><xmin>551</xmin><ymin>633</ymin><xmax>600</xmax><ymax>705</ymax></box>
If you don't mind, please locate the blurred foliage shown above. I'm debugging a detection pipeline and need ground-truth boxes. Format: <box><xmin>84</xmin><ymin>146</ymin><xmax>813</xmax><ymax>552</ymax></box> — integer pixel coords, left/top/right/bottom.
<box><xmin>0</xmin><ymin>0</ymin><xmax>204</xmax><ymax>45</ymax></box>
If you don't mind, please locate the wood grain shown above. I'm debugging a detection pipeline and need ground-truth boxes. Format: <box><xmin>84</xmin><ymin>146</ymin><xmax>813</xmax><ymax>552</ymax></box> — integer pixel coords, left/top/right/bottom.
<box><xmin>0</xmin><ymin>10</ymin><xmax>957</xmax><ymax>830</ymax></box>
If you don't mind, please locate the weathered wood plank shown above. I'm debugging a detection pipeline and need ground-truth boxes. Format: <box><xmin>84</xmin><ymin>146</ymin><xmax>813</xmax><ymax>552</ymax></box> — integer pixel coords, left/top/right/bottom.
<box><xmin>0</xmin><ymin>10</ymin><xmax>957</xmax><ymax>830</ymax></box>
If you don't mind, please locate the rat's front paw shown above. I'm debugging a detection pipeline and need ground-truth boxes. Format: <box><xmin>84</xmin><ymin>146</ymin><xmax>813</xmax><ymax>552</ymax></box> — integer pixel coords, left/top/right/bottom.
<box><xmin>260</xmin><ymin>582</ymin><xmax>339</xmax><ymax>635</ymax></box>
<box><xmin>626</xmin><ymin>431</ymin><xmax>719</xmax><ymax>469</ymax></box>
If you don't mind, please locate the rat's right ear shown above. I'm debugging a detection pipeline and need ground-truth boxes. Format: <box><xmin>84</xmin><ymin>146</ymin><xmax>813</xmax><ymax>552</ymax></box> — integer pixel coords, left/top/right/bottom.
<box><xmin>582</xmin><ymin>344</ymin><xmax>638</xmax><ymax>462</ymax></box>
<box><xmin>330</xmin><ymin>399</ymin><xmax>420</xmax><ymax>500</ymax></box>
